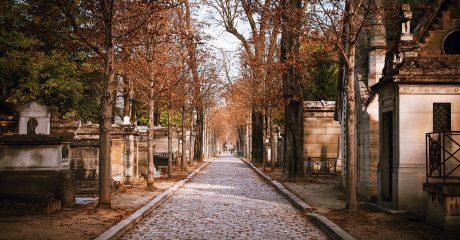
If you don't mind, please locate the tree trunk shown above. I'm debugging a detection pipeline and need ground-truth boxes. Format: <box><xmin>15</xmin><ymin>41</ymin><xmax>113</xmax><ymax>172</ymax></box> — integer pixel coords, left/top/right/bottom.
<box><xmin>168</xmin><ymin>103</ymin><xmax>173</xmax><ymax>178</ymax></box>
<box><xmin>183</xmin><ymin>0</ymin><xmax>203</xmax><ymax>162</ymax></box>
<box><xmin>203</xmin><ymin>114</ymin><xmax>207</xmax><ymax>158</ymax></box>
<box><xmin>343</xmin><ymin>0</ymin><xmax>358</xmax><ymax>211</ymax></box>
<box><xmin>345</xmin><ymin>68</ymin><xmax>358</xmax><ymax>210</ymax></box>
<box><xmin>237</xmin><ymin>127</ymin><xmax>244</xmax><ymax>157</ymax></box>
<box><xmin>246</xmin><ymin>116</ymin><xmax>250</xmax><ymax>158</ymax></box>
<box><xmin>270</xmin><ymin>108</ymin><xmax>277</xmax><ymax>170</ymax></box>
<box><xmin>252</xmin><ymin>110</ymin><xmax>264</xmax><ymax>164</ymax></box>
<box><xmin>98</xmin><ymin>42</ymin><xmax>115</xmax><ymax>209</ymax></box>
<box><xmin>122</xmin><ymin>76</ymin><xmax>131</xmax><ymax>118</ymax></box>
<box><xmin>146</xmin><ymin>96</ymin><xmax>155</xmax><ymax>188</ymax></box>
<box><xmin>193</xmin><ymin>108</ymin><xmax>204</xmax><ymax>162</ymax></box>
<box><xmin>130</xmin><ymin>99</ymin><xmax>137</xmax><ymax>125</ymax></box>
<box><xmin>281</xmin><ymin>0</ymin><xmax>304</xmax><ymax>179</ymax></box>
<box><xmin>189</xmin><ymin>109</ymin><xmax>194</xmax><ymax>165</ymax></box>
<box><xmin>181</xmin><ymin>107</ymin><xmax>187</xmax><ymax>170</ymax></box>
<box><xmin>284</xmin><ymin>101</ymin><xmax>304</xmax><ymax>179</ymax></box>
<box><xmin>262</xmin><ymin>110</ymin><xmax>267</xmax><ymax>172</ymax></box>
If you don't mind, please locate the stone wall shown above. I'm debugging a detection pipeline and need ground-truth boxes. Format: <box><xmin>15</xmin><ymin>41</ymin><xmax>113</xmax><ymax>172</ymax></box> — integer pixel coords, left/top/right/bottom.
<box><xmin>69</xmin><ymin>125</ymin><xmax>181</xmax><ymax>184</ymax></box>
<box><xmin>303</xmin><ymin>101</ymin><xmax>341</xmax><ymax>172</ymax></box>
<box><xmin>356</xmin><ymin>99</ymin><xmax>379</xmax><ymax>201</ymax></box>
<box><xmin>69</xmin><ymin>141</ymin><xmax>98</xmax><ymax>181</ymax></box>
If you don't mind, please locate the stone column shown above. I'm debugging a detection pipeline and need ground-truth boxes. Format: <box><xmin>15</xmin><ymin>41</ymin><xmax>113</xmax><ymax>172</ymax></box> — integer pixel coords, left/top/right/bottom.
<box><xmin>124</xmin><ymin>134</ymin><xmax>135</xmax><ymax>184</ymax></box>
<box><xmin>134</xmin><ymin>138</ymin><xmax>139</xmax><ymax>180</ymax></box>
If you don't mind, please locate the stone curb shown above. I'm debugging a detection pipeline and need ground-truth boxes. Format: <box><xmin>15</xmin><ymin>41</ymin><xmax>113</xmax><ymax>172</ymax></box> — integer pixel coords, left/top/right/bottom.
<box><xmin>308</xmin><ymin>213</ymin><xmax>356</xmax><ymax>240</ymax></box>
<box><xmin>239</xmin><ymin>158</ymin><xmax>312</xmax><ymax>212</ymax></box>
<box><xmin>95</xmin><ymin>159</ymin><xmax>213</xmax><ymax>240</ymax></box>
<box><xmin>239</xmin><ymin>157</ymin><xmax>356</xmax><ymax>240</ymax></box>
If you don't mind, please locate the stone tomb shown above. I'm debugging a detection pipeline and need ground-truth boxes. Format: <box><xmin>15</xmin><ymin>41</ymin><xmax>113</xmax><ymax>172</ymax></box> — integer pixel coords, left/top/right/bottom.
<box><xmin>303</xmin><ymin>101</ymin><xmax>341</xmax><ymax>174</ymax></box>
<box><xmin>0</xmin><ymin>102</ymin><xmax>75</xmax><ymax>214</ymax></box>
<box><xmin>17</xmin><ymin>101</ymin><xmax>51</xmax><ymax>135</ymax></box>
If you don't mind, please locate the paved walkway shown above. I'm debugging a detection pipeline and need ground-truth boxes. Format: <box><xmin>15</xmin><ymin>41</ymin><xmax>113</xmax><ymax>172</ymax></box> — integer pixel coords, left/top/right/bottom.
<box><xmin>121</xmin><ymin>153</ymin><xmax>327</xmax><ymax>239</ymax></box>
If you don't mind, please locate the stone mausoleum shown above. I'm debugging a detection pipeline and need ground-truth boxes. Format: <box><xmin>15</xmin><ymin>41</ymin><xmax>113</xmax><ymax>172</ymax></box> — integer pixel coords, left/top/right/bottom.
<box><xmin>338</xmin><ymin>0</ymin><xmax>460</xmax><ymax>231</ymax></box>
<box><xmin>372</xmin><ymin>2</ymin><xmax>460</xmax><ymax>230</ymax></box>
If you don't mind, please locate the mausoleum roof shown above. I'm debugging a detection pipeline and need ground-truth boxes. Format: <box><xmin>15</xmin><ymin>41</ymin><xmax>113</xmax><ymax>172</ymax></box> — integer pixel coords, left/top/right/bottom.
<box><xmin>372</xmin><ymin>56</ymin><xmax>460</xmax><ymax>91</ymax></box>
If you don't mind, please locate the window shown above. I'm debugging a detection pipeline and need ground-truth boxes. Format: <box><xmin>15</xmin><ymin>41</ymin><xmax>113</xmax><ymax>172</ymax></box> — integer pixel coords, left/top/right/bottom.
<box><xmin>443</xmin><ymin>30</ymin><xmax>460</xmax><ymax>55</ymax></box>
<box><xmin>433</xmin><ymin>103</ymin><xmax>451</xmax><ymax>132</ymax></box>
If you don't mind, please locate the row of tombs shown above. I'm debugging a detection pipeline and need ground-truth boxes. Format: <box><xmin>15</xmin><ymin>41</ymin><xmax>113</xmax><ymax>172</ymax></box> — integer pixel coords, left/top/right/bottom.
<box><xmin>0</xmin><ymin>101</ymin><xmax>188</xmax><ymax>214</ymax></box>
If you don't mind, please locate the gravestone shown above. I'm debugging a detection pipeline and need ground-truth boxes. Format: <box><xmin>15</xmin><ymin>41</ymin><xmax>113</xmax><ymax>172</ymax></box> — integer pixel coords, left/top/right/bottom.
<box><xmin>17</xmin><ymin>101</ymin><xmax>50</xmax><ymax>135</ymax></box>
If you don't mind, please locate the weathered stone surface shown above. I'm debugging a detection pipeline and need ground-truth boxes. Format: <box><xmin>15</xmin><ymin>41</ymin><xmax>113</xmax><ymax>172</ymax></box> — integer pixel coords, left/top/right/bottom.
<box><xmin>0</xmin><ymin>134</ymin><xmax>73</xmax><ymax>170</ymax></box>
<box><xmin>121</xmin><ymin>155</ymin><xmax>326</xmax><ymax>239</ymax></box>
<box><xmin>424</xmin><ymin>183</ymin><xmax>460</xmax><ymax>233</ymax></box>
<box><xmin>0</xmin><ymin>169</ymin><xmax>75</xmax><ymax>214</ymax></box>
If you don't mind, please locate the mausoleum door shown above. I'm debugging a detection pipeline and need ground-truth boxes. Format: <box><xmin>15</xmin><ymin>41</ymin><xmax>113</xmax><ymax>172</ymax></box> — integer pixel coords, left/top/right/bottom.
<box><xmin>381</xmin><ymin>111</ymin><xmax>394</xmax><ymax>202</ymax></box>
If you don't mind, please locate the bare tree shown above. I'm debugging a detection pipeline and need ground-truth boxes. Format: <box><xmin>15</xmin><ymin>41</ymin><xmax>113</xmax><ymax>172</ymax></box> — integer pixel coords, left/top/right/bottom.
<box><xmin>55</xmin><ymin>0</ymin><xmax>161</xmax><ymax>207</ymax></box>
<box><xmin>308</xmin><ymin>0</ymin><xmax>374</xmax><ymax>210</ymax></box>
<box><xmin>205</xmin><ymin>0</ymin><xmax>281</xmax><ymax>166</ymax></box>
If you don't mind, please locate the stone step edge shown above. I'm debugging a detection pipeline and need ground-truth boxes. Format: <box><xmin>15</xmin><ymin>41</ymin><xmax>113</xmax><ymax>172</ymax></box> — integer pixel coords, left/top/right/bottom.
<box><xmin>239</xmin><ymin>157</ymin><xmax>356</xmax><ymax>240</ymax></box>
<box><xmin>94</xmin><ymin>159</ymin><xmax>214</xmax><ymax>240</ymax></box>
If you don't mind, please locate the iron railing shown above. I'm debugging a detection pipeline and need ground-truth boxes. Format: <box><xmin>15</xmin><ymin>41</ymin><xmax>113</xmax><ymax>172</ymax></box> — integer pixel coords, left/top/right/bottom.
<box><xmin>426</xmin><ymin>132</ymin><xmax>460</xmax><ymax>183</ymax></box>
<box><xmin>306</xmin><ymin>157</ymin><xmax>338</xmax><ymax>175</ymax></box>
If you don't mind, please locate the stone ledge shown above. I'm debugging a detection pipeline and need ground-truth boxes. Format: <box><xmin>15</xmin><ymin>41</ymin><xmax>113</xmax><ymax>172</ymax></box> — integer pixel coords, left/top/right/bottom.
<box><xmin>424</xmin><ymin>182</ymin><xmax>460</xmax><ymax>195</ymax></box>
<box><xmin>239</xmin><ymin>157</ymin><xmax>356</xmax><ymax>240</ymax></box>
<box><xmin>0</xmin><ymin>134</ymin><xmax>73</xmax><ymax>144</ymax></box>
<box><xmin>94</xmin><ymin>159</ymin><xmax>213</xmax><ymax>240</ymax></box>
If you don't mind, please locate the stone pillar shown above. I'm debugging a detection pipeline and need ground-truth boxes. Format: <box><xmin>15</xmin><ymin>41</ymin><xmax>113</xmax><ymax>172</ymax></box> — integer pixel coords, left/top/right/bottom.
<box><xmin>134</xmin><ymin>138</ymin><xmax>139</xmax><ymax>179</ymax></box>
<box><xmin>124</xmin><ymin>134</ymin><xmax>135</xmax><ymax>184</ymax></box>
<box><xmin>368</xmin><ymin>0</ymin><xmax>386</xmax><ymax>86</ymax></box>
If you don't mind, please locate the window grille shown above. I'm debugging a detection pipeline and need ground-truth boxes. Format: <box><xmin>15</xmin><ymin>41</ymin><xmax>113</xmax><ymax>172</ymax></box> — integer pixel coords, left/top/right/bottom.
<box><xmin>433</xmin><ymin>103</ymin><xmax>451</xmax><ymax>132</ymax></box>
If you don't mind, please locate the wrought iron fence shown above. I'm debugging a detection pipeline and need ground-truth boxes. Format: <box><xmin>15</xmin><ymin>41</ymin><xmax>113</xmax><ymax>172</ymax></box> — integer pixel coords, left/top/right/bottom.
<box><xmin>426</xmin><ymin>132</ymin><xmax>460</xmax><ymax>183</ymax></box>
<box><xmin>306</xmin><ymin>157</ymin><xmax>338</xmax><ymax>176</ymax></box>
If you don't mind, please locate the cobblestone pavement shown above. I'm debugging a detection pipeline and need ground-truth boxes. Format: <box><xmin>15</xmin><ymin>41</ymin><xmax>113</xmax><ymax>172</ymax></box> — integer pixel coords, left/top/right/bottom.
<box><xmin>121</xmin><ymin>153</ymin><xmax>327</xmax><ymax>239</ymax></box>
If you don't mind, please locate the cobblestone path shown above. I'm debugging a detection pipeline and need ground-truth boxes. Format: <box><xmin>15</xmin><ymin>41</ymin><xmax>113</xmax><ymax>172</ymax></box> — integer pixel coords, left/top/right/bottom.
<box><xmin>121</xmin><ymin>153</ymin><xmax>327</xmax><ymax>239</ymax></box>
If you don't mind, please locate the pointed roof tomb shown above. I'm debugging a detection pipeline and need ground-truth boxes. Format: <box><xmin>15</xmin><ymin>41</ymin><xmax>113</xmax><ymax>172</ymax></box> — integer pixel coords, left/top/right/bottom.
<box><xmin>16</xmin><ymin>101</ymin><xmax>51</xmax><ymax>135</ymax></box>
